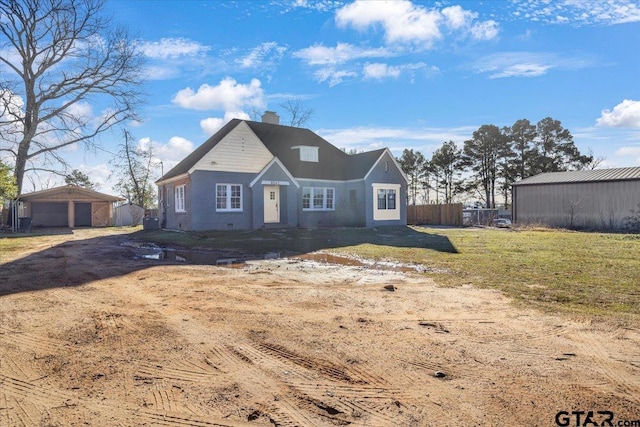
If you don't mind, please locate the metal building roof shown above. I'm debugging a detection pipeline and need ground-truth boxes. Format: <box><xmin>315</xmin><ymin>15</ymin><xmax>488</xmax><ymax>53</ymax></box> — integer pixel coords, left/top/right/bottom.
<box><xmin>513</xmin><ymin>166</ymin><xmax>640</xmax><ymax>186</ymax></box>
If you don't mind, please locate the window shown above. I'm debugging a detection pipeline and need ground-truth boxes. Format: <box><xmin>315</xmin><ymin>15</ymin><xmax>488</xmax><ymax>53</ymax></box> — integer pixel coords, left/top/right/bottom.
<box><xmin>216</xmin><ymin>184</ymin><xmax>242</xmax><ymax>211</ymax></box>
<box><xmin>292</xmin><ymin>146</ymin><xmax>319</xmax><ymax>162</ymax></box>
<box><xmin>373</xmin><ymin>184</ymin><xmax>400</xmax><ymax>221</ymax></box>
<box><xmin>302</xmin><ymin>187</ymin><xmax>335</xmax><ymax>210</ymax></box>
<box><xmin>175</xmin><ymin>185</ymin><xmax>186</xmax><ymax>212</ymax></box>
<box><xmin>377</xmin><ymin>189</ymin><xmax>396</xmax><ymax>210</ymax></box>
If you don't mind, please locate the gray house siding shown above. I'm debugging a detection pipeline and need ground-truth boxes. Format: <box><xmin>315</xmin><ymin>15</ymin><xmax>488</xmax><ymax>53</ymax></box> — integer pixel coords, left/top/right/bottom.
<box><xmin>296</xmin><ymin>179</ymin><xmax>353</xmax><ymax>228</ymax></box>
<box><xmin>163</xmin><ymin>177</ymin><xmax>192</xmax><ymax>230</ymax></box>
<box><xmin>364</xmin><ymin>152</ymin><xmax>407</xmax><ymax>227</ymax></box>
<box><xmin>190</xmin><ymin>170</ymin><xmax>256</xmax><ymax>231</ymax></box>
<box><xmin>513</xmin><ymin>180</ymin><xmax>640</xmax><ymax>230</ymax></box>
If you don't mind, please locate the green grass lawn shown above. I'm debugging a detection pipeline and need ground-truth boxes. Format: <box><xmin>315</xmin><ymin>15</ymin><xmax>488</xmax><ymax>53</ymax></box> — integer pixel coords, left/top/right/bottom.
<box><xmin>136</xmin><ymin>226</ymin><xmax>640</xmax><ymax>325</ymax></box>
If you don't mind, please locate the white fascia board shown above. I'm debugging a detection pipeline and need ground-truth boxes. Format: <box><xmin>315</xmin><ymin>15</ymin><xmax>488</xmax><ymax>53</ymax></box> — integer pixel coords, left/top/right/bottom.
<box><xmin>297</xmin><ymin>178</ymin><xmax>364</xmax><ymax>184</ymax></box>
<box><xmin>156</xmin><ymin>173</ymin><xmax>189</xmax><ymax>186</ymax></box>
<box><xmin>363</xmin><ymin>148</ymin><xmax>409</xmax><ymax>183</ymax></box>
<box><xmin>249</xmin><ymin>157</ymin><xmax>300</xmax><ymax>188</ymax></box>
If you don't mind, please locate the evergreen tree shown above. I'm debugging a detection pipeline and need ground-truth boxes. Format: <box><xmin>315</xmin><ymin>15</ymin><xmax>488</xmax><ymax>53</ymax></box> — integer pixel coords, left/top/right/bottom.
<box><xmin>462</xmin><ymin>125</ymin><xmax>508</xmax><ymax>208</ymax></box>
<box><xmin>531</xmin><ymin>117</ymin><xmax>592</xmax><ymax>173</ymax></box>
<box><xmin>430</xmin><ymin>141</ymin><xmax>463</xmax><ymax>204</ymax></box>
<box><xmin>397</xmin><ymin>149</ymin><xmax>426</xmax><ymax>205</ymax></box>
<box><xmin>65</xmin><ymin>169</ymin><xmax>97</xmax><ymax>190</ymax></box>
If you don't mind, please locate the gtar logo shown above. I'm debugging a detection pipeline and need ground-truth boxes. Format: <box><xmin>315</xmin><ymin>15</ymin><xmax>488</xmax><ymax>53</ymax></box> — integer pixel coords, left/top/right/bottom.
<box><xmin>555</xmin><ymin>411</ymin><xmax>614</xmax><ymax>427</ymax></box>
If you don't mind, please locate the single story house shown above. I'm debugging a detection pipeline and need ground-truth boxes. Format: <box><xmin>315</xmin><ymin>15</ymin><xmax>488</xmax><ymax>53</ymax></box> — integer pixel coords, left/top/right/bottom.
<box><xmin>512</xmin><ymin>166</ymin><xmax>640</xmax><ymax>230</ymax></box>
<box><xmin>156</xmin><ymin>112</ymin><xmax>408</xmax><ymax>231</ymax></box>
<box><xmin>18</xmin><ymin>185</ymin><xmax>123</xmax><ymax>227</ymax></box>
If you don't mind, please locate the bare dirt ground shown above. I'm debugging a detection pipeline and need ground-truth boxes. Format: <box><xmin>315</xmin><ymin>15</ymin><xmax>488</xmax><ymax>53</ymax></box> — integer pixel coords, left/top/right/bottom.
<box><xmin>1</xmin><ymin>228</ymin><xmax>639</xmax><ymax>426</ymax></box>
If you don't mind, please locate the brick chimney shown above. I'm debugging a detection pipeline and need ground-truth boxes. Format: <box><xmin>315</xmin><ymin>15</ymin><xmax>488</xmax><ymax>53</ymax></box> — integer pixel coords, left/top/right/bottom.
<box><xmin>261</xmin><ymin>111</ymin><xmax>279</xmax><ymax>125</ymax></box>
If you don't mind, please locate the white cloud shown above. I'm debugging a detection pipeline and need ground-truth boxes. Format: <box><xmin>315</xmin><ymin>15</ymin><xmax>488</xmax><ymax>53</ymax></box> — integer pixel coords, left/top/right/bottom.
<box><xmin>510</xmin><ymin>0</ymin><xmax>640</xmax><ymax>26</ymax></box>
<box><xmin>473</xmin><ymin>51</ymin><xmax>594</xmax><ymax>78</ymax></box>
<box><xmin>65</xmin><ymin>101</ymin><xmax>93</xmax><ymax>125</ymax></box>
<box><xmin>154</xmin><ymin>136</ymin><xmax>196</xmax><ymax>162</ymax></box>
<box><xmin>138</xmin><ymin>38</ymin><xmax>210</xmax><ymax>59</ymax></box>
<box><xmin>363</xmin><ymin>63</ymin><xmax>402</xmax><ymax>80</ymax></box>
<box><xmin>362</xmin><ymin>62</ymin><xmax>434</xmax><ymax>80</ymax></box>
<box><xmin>336</xmin><ymin>0</ymin><xmax>442</xmax><ymax>46</ymax></box>
<box><xmin>317</xmin><ymin>125</ymin><xmax>478</xmax><ymax>154</ymax></box>
<box><xmin>289</xmin><ymin>0</ymin><xmax>342</xmax><ymax>12</ymax></box>
<box><xmin>596</xmin><ymin>100</ymin><xmax>640</xmax><ymax>128</ymax></box>
<box><xmin>615</xmin><ymin>146</ymin><xmax>640</xmax><ymax>157</ymax></box>
<box><xmin>293</xmin><ymin>42</ymin><xmax>394</xmax><ymax>66</ymax></box>
<box><xmin>470</xmin><ymin>20</ymin><xmax>500</xmax><ymax>40</ymax></box>
<box><xmin>200</xmin><ymin>111</ymin><xmax>251</xmax><ymax>135</ymax></box>
<box><xmin>236</xmin><ymin>42</ymin><xmax>287</xmax><ymax>69</ymax></box>
<box><xmin>313</xmin><ymin>67</ymin><xmax>358</xmax><ymax>86</ymax></box>
<box><xmin>335</xmin><ymin>1</ymin><xmax>498</xmax><ymax>47</ymax></box>
<box><xmin>614</xmin><ymin>145</ymin><xmax>640</xmax><ymax>166</ymax></box>
<box><xmin>172</xmin><ymin>78</ymin><xmax>265</xmax><ymax>111</ymax></box>
<box><xmin>442</xmin><ymin>5</ymin><xmax>476</xmax><ymax>29</ymax></box>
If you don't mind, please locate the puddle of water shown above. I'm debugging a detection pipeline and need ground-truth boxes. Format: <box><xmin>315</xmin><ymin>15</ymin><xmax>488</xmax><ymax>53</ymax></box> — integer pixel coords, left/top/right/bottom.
<box><xmin>137</xmin><ymin>248</ymin><xmax>283</xmax><ymax>267</ymax></box>
<box><xmin>294</xmin><ymin>253</ymin><xmax>420</xmax><ymax>273</ymax></box>
<box><xmin>130</xmin><ymin>241</ymin><xmax>423</xmax><ymax>273</ymax></box>
<box><xmin>140</xmin><ymin>249</ymin><xmax>245</xmax><ymax>266</ymax></box>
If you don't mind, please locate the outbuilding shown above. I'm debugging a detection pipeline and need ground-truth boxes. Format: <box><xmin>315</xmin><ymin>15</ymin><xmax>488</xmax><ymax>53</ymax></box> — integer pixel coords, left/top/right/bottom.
<box><xmin>512</xmin><ymin>166</ymin><xmax>640</xmax><ymax>230</ymax></box>
<box><xmin>18</xmin><ymin>185</ymin><xmax>123</xmax><ymax>228</ymax></box>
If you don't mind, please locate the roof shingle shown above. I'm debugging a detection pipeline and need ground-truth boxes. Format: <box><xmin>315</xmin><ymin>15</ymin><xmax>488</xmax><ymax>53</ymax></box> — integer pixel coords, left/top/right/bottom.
<box><xmin>158</xmin><ymin>119</ymin><xmax>387</xmax><ymax>182</ymax></box>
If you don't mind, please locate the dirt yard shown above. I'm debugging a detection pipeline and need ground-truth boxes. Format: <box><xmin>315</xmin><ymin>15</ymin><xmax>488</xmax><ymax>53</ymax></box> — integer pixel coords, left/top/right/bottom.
<box><xmin>1</xmin><ymin>228</ymin><xmax>638</xmax><ymax>426</ymax></box>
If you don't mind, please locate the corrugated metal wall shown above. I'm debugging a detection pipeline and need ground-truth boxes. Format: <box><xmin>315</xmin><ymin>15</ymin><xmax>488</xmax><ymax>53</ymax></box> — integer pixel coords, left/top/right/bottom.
<box><xmin>513</xmin><ymin>180</ymin><xmax>640</xmax><ymax>229</ymax></box>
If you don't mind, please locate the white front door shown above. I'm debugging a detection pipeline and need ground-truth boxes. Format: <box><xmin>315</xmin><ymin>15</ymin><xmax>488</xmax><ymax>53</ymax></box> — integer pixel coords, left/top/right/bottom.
<box><xmin>264</xmin><ymin>185</ymin><xmax>280</xmax><ymax>223</ymax></box>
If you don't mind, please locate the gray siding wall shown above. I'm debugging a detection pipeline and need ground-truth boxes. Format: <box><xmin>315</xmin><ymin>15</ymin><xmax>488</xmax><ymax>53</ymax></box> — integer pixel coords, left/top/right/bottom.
<box><xmin>296</xmin><ymin>179</ymin><xmax>366</xmax><ymax>228</ymax></box>
<box><xmin>161</xmin><ymin>177</ymin><xmax>193</xmax><ymax>230</ymax></box>
<box><xmin>190</xmin><ymin>170</ymin><xmax>256</xmax><ymax>230</ymax></box>
<box><xmin>364</xmin><ymin>151</ymin><xmax>407</xmax><ymax>227</ymax></box>
<box><xmin>513</xmin><ymin>180</ymin><xmax>640</xmax><ymax>230</ymax></box>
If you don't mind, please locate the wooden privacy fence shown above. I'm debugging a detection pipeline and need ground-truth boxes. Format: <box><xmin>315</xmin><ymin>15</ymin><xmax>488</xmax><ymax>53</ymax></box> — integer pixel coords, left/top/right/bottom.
<box><xmin>407</xmin><ymin>203</ymin><xmax>463</xmax><ymax>226</ymax></box>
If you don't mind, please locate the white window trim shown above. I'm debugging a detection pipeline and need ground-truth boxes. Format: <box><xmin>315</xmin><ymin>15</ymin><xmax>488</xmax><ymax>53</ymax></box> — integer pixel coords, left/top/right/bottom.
<box><xmin>302</xmin><ymin>187</ymin><xmax>335</xmax><ymax>211</ymax></box>
<box><xmin>216</xmin><ymin>183</ymin><xmax>243</xmax><ymax>212</ymax></box>
<box><xmin>372</xmin><ymin>183</ymin><xmax>400</xmax><ymax>221</ymax></box>
<box><xmin>175</xmin><ymin>185</ymin><xmax>186</xmax><ymax>213</ymax></box>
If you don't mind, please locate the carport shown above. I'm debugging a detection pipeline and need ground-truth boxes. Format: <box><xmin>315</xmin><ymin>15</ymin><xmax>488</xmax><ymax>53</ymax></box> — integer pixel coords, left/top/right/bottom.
<box><xmin>19</xmin><ymin>185</ymin><xmax>123</xmax><ymax>228</ymax></box>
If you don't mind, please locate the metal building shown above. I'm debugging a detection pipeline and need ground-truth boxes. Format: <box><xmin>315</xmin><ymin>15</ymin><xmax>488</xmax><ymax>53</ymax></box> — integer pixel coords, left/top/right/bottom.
<box><xmin>512</xmin><ymin>167</ymin><xmax>640</xmax><ymax>230</ymax></box>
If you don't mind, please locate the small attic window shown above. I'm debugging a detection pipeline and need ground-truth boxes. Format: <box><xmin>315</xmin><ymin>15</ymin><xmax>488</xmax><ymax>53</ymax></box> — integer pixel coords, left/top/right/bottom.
<box><xmin>292</xmin><ymin>145</ymin><xmax>319</xmax><ymax>162</ymax></box>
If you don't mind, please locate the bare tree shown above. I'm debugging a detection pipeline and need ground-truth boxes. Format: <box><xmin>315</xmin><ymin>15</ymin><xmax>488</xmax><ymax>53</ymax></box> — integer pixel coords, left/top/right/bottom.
<box><xmin>109</xmin><ymin>130</ymin><xmax>157</xmax><ymax>209</ymax></box>
<box><xmin>0</xmin><ymin>0</ymin><xmax>145</xmax><ymax>195</ymax></box>
<box><xmin>279</xmin><ymin>99</ymin><xmax>313</xmax><ymax>127</ymax></box>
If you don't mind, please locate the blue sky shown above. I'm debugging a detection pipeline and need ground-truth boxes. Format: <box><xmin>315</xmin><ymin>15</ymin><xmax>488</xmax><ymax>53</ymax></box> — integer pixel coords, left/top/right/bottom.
<box><xmin>25</xmin><ymin>0</ymin><xmax>640</xmax><ymax>192</ymax></box>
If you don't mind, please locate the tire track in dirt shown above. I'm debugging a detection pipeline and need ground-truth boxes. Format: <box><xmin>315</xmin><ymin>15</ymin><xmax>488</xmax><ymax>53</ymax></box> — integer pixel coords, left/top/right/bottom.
<box><xmin>0</xmin><ymin>373</ymin><xmax>77</xmax><ymax>426</ymax></box>
<box><xmin>572</xmin><ymin>333</ymin><xmax>640</xmax><ymax>405</ymax></box>
<box><xmin>136</xmin><ymin>410</ymin><xmax>251</xmax><ymax>426</ymax></box>
<box><xmin>3</xmin><ymin>395</ymin><xmax>39</xmax><ymax>427</ymax></box>
<box><xmin>256</xmin><ymin>342</ymin><xmax>384</xmax><ymax>385</ymax></box>
<box><xmin>468</xmin><ymin>324</ymin><xmax>570</xmax><ymax>343</ymax></box>
<box><xmin>0</xmin><ymin>326</ymin><xmax>65</xmax><ymax>354</ymax></box>
<box><xmin>137</xmin><ymin>359</ymin><xmax>221</xmax><ymax>383</ymax></box>
<box><xmin>206</xmin><ymin>342</ymin><xmax>322</xmax><ymax>427</ymax></box>
<box><xmin>243</xmin><ymin>342</ymin><xmax>414</xmax><ymax>426</ymax></box>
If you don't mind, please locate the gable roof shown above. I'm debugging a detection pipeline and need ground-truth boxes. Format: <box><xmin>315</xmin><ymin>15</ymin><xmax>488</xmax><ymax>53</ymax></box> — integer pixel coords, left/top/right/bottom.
<box><xmin>513</xmin><ymin>166</ymin><xmax>640</xmax><ymax>186</ymax></box>
<box><xmin>19</xmin><ymin>185</ymin><xmax>123</xmax><ymax>202</ymax></box>
<box><xmin>158</xmin><ymin>119</ymin><xmax>395</xmax><ymax>183</ymax></box>
<box><xmin>159</xmin><ymin>119</ymin><xmax>241</xmax><ymax>182</ymax></box>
